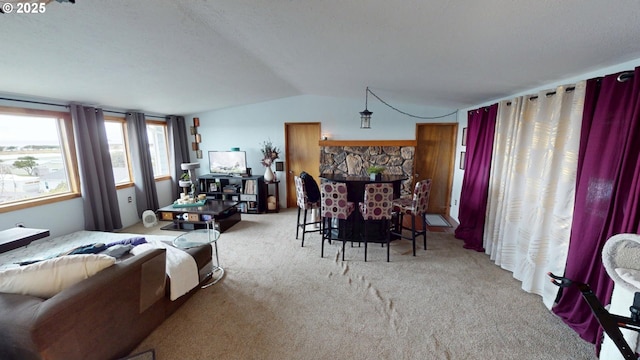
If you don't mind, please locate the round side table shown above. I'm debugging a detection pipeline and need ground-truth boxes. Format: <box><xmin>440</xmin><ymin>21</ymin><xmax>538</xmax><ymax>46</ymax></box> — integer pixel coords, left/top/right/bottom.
<box><xmin>173</xmin><ymin>222</ymin><xmax>224</xmax><ymax>288</ymax></box>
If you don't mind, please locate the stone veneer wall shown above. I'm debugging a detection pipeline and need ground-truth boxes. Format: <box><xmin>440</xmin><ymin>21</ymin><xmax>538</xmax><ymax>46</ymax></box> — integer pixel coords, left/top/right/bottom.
<box><xmin>319</xmin><ymin>146</ymin><xmax>415</xmax><ymax>196</ymax></box>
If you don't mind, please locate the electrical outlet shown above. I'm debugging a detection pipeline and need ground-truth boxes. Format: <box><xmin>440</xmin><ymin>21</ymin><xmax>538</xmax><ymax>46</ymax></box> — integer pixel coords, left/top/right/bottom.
<box><xmin>127</xmin><ymin>196</ymin><xmax>133</xmax><ymax>203</ymax></box>
<box><xmin>454</xmin><ymin>200</ymin><xmax>457</xmax><ymax>205</ymax></box>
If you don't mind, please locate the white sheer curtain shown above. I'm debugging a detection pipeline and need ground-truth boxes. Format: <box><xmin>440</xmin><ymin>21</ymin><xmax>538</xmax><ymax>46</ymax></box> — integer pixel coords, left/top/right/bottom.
<box><xmin>484</xmin><ymin>82</ymin><xmax>586</xmax><ymax>308</ymax></box>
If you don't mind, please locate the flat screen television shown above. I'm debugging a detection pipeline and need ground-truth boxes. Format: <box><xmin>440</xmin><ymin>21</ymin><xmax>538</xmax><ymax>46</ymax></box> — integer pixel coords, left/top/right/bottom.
<box><xmin>208</xmin><ymin>150</ymin><xmax>248</xmax><ymax>175</ymax></box>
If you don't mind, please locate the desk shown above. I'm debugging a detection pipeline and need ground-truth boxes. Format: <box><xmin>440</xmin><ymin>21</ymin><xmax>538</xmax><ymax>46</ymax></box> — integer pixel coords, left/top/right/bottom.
<box><xmin>319</xmin><ymin>174</ymin><xmax>406</xmax><ymax>242</ymax></box>
<box><xmin>0</xmin><ymin>227</ymin><xmax>50</xmax><ymax>254</ymax></box>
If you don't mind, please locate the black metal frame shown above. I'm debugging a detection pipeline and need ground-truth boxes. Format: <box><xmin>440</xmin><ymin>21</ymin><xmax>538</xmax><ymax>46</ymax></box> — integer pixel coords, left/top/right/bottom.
<box><xmin>548</xmin><ymin>272</ymin><xmax>640</xmax><ymax>360</ymax></box>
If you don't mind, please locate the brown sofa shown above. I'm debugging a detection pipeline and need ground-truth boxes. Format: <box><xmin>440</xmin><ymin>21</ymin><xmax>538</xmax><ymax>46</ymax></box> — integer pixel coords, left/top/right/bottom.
<box><xmin>0</xmin><ymin>244</ymin><xmax>212</xmax><ymax>360</ymax></box>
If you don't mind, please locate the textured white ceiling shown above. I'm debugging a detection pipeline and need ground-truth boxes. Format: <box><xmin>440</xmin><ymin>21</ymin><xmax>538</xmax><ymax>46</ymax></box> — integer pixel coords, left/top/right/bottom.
<box><xmin>1</xmin><ymin>0</ymin><xmax>640</xmax><ymax>114</ymax></box>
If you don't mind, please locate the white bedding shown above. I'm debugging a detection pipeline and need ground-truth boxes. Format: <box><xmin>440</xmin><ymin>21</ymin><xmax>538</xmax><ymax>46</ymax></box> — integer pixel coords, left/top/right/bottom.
<box><xmin>0</xmin><ymin>230</ymin><xmax>200</xmax><ymax>300</ymax></box>
<box><xmin>131</xmin><ymin>241</ymin><xmax>198</xmax><ymax>300</ymax></box>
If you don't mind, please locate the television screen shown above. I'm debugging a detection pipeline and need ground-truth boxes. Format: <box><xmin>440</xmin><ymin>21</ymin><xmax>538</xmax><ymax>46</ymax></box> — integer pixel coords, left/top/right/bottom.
<box><xmin>208</xmin><ymin>151</ymin><xmax>247</xmax><ymax>175</ymax></box>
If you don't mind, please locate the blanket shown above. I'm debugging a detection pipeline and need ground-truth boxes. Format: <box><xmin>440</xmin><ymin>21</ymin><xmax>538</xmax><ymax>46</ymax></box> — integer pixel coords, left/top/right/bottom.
<box><xmin>0</xmin><ymin>231</ymin><xmax>200</xmax><ymax>301</ymax></box>
<box><xmin>130</xmin><ymin>240</ymin><xmax>199</xmax><ymax>300</ymax></box>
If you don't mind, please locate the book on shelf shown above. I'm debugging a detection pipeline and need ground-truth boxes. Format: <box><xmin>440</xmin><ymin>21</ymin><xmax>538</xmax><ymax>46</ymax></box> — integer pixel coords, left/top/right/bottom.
<box><xmin>244</xmin><ymin>180</ymin><xmax>256</xmax><ymax>194</ymax></box>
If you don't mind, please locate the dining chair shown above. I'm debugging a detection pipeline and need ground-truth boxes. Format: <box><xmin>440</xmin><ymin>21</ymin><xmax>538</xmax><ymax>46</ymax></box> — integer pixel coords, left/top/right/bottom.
<box><xmin>320</xmin><ymin>181</ymin><xmax>355</xmax><ymax>260</ymax></box>
<box><xmin>294</xmin><ymin>175</ymin><xmax>321</xmax><ymax>246</ymax></box>
<box><xmin>359</xmin><ymin>183</ymin><xmax>394</xmax><ymax>262</ymax></box>
<box><xmin>391</xmin><ymin>179</ymin><xmax>432</xmax><ymax>256</ymax></box>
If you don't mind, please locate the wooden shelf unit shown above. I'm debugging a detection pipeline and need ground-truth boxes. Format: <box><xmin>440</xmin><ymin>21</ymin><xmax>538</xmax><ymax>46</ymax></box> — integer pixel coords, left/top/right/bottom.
<box><xmin>198</xmin><ymin>174</ymin><xmax>267</xmax><ymax>214</ymax></box>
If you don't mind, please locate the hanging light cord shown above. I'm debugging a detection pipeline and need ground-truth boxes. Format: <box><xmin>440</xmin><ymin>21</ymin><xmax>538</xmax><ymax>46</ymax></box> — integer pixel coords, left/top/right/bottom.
<box><xmin>366</xmin><ymin>87</ymin><xmax>458</xmax><ymax>119</ymax></box>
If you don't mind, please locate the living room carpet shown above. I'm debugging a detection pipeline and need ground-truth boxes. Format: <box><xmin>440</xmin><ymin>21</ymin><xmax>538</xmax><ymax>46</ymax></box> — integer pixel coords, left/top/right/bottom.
<box><xmin>127</xmin><ymin>209</ymin><xmax>597</xmax><ymax>360</ymax></box>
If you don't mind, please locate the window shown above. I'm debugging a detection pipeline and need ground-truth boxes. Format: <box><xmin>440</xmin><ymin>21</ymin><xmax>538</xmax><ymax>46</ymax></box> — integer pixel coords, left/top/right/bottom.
<box><xmin>104</xmin><ymin>117</ymin><xmax>132</xmax><ymax>185</ymax></box>
<box><xmin>146</xmin><ymin>121</ymin><xmax>170</xmax><ymax>178</ymax></box>
<box><xmin>0</xmin><ymin>106</ymin><xmax>79</xmax><ymax>211</ymax></box>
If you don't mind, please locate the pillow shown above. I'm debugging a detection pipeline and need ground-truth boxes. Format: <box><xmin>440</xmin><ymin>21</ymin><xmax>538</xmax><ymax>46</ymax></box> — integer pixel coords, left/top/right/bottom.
<box><xmin>0</xmin><ymin>254</ymin><xmax>116</xmax><ymax>298</ymax></box>
<box><xmin>100</xmin><ymin>244</ymin><xmax>133</xmax><ymax>259</ymax></box>
<box><xmin>106</xmin><ymin>236</ymin><xmax>147</xmax><ymax>247</ymax></box>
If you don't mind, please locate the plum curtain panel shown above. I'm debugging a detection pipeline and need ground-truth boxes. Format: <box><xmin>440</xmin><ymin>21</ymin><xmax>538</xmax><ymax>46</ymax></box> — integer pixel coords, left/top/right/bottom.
<box><xmin>553</xmin><ymin>68</ymin><xmax>640</xmax><ymax>344</ymax></box>
<box><xmin>126</xmin><ymin>112</ymin><xmax>159</xmax><ymax>217</ymax></box>
<box><xmin>483</xmin><ymin>82</ymin><xmax>586</xmax><ymax>308</ymax></box>
<box><xmin>70</xmin><ymin>104</ymin><xmax>123</xmax><ymax>231</ymax></box>
<box><xmin>166</xmin><ymin>115</ymin><xmax>190</xmax><ymax>201</ymax></box>
<box><xmin>454</xmin><ymin>103</ymin><xmax>498</xmax><ymax>252</ymax></box>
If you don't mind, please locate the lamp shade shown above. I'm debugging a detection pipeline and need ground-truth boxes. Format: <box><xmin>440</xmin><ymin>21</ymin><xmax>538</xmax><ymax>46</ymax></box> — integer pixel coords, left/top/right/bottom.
<box><xmin>180</xmin><ymin>162</ymin><xmax>200</xmax><ymax>170</ymax></box>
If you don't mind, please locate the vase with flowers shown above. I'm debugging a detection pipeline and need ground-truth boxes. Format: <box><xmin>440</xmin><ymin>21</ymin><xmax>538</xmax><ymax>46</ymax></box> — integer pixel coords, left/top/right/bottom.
<box><xmin>260</xmin><ymin>139</ymin><xmax>279</xmax><ymax>182</ymax></box>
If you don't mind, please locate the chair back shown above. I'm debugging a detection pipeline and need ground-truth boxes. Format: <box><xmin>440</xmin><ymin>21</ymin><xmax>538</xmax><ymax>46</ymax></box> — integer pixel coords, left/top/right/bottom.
<box><xmin>321</xmin><ymin>182</ymin><xmax>351</xmax><ymax>219</ymax></box>
<box><xmin>361</xmin><ymin>183</ymin><xmax>393</xmax><ymax>220</ymax></box>
<box><xmin>411</xmin><ymin>179</ymin><xmax>432</xmax><ymax>216</ymax></box>
<box><xmin>295</xmin><ymin>175</ymin><xmax>316</xmax><ymax>210</ymax></box>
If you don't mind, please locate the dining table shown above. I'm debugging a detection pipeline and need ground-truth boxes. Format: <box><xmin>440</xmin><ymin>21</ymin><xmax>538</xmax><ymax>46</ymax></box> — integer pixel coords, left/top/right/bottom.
<box><xmin>319</xmin><ymin>173</ymin><xmax>408</xmax><ymax>243</ymax></box>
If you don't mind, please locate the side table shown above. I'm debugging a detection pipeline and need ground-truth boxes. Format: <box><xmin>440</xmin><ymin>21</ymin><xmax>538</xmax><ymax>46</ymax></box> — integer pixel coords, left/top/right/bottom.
<box><xmin>172</xmin><ymin>221</ymin><xmax>224</xmax><ymax>288</ymax></box>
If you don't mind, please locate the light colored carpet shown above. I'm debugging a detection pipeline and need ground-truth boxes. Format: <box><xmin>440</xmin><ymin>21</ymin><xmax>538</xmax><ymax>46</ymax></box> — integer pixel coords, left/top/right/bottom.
<box><xmin>127</xmin><ymin>209</ymin><xmax>597</xmax><ymax>360</ymax></box>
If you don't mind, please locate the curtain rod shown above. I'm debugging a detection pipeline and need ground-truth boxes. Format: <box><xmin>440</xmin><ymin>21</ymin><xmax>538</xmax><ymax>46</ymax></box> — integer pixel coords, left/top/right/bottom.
<box><xmin>0</xmin><ymin>96</ymin><xmax>167</xmax><ymax>120</ymax></box>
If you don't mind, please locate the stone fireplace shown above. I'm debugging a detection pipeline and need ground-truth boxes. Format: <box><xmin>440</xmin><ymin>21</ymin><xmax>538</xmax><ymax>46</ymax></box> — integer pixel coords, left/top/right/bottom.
<box><xmin>319</xmin><ymin>140</ymin><xmax>416</xmax><ymax>196</ymax></box>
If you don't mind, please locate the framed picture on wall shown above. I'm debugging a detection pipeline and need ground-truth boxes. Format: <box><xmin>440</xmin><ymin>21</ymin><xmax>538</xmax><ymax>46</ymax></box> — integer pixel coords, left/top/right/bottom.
<box><xmin>196</xmin><ymin>150</ymin><xmax>203</xmax><ymax>159</ymax></box>
<box><xmin>460</xmin><ymin>151</ymin><xmax>466</xmax><ymax>170</ymax></box>
<box><xmin>462</xmin><ymin>127</ymin><xmax>467</xmax><ymax>146</ymax></box>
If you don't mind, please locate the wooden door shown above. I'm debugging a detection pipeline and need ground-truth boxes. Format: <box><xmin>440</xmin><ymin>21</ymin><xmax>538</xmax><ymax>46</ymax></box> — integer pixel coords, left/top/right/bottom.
<box><xmin>284</xmin><ymin>122</ymin><xmax>321</xmax><ymax>208</ymax></box>
<box><xmin>415</xmin><ymin>123</ymin><xmax>457</xmax><ymax>214</ymax></box>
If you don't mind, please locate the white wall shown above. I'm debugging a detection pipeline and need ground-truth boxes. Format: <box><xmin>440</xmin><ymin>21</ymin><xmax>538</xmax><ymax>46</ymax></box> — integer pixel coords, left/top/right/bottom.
<box><xmin>186</xmin><ymin>94</ymin><xmax>458</xmax><ymax>209</ymax></box>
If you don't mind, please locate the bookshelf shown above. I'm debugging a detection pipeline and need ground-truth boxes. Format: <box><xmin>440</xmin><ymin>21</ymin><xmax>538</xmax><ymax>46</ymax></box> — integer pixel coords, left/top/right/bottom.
<box><xmin>198</xmin><ymin>174</ymin><xmax>267</xmax><ymax>214</ymax></box>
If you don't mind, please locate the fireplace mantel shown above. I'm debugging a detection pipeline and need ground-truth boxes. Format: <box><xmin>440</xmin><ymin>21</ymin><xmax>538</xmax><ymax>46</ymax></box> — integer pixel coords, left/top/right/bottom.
<box><xmin>319</xmin><ymin>140</ymin><xmax>417</xmax><ymax>147</ymax></box>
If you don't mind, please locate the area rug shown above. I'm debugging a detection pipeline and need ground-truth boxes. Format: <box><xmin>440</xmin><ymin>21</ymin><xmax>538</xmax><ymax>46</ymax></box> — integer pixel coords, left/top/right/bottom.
<box><xmin>120</xmin><ymin>349</ymin><xmax>155</xmax><ymax>360</ymax></box>
<box><xmin>425</xmin><ymin>214</ymin><xmax>451</xmax><ymax>227</ymax></box>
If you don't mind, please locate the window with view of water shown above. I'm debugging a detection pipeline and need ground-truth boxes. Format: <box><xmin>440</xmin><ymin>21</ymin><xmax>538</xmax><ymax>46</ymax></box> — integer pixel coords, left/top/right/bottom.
<box><xmin>0</xmin><ymin>108</ymin><xmax>78</xmax><ymax>210</ymax></box>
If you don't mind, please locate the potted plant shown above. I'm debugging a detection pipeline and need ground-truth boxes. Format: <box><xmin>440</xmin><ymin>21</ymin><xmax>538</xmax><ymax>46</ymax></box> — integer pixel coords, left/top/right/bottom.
<box><xmin>179</xmin><ymin>172</ymin><xmax>192</xmax><ymax>188</ymax></box>
<box><xmin>367</xmin><ymin>165</ymin><xmax>385</xmax><ymax>181</ymax></box>
<box><xmin>260</xmin><ymin>139</ymin><xmax>280</xmax><ymax>182</ymax></box>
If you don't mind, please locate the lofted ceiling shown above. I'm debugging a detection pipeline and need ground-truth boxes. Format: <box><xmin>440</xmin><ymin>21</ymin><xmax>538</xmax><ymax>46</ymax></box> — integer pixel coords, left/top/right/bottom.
<box><xmin>1</xmin><ymin>0</ymin><xmax>640</xmax><ymax>115</ymax></box>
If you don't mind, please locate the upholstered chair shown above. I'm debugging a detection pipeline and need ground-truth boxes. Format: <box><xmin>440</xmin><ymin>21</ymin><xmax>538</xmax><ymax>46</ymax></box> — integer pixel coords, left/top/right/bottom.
<box><xmin>294</xmin><ymin>175</ymin><xmax>321</xmax><ymax>246</ymax></box>
<box><xmin>391</xmin><ymin>179</ymin><xmax>432</xmax><ymax>256</ymax></box>
<box><xmin>320</xmin><ymin>181</ymin><xmax>355</xmax><ymax>260</ymax></box>
<box><xmin>359</xmin><ymin>183</ymin><xmax>394</xmax><ymax>262</ymax></box>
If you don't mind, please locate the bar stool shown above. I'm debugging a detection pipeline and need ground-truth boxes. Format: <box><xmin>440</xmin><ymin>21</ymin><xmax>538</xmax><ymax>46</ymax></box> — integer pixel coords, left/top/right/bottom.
<box><xmin>359</xmin><ymin>183</ymin><xmax>394</xmax><ymax>262</ymax></box>
<box><xmin>391</xmin><ymin>179</ymin><xmax>432</xmax><ymax>256</ymax></box>
<box><xmin>294</xmin><ymin>175</ymin><xmax>321</xmax><ymax>246</ymax></box>
<box><xmin>320</xmin><ymin>181</ymin><xmax>354</xmax><ymax>260</ymax></box>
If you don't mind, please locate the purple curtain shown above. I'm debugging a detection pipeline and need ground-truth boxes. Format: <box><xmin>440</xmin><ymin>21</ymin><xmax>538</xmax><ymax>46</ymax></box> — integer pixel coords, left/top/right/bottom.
<box><xmin>454</xmin><ymin>104</ymin><xmax>498</xmax><ymax>251</ymax></box>
<box><xmin>553</xmin><ymin>67</ymin><xmax>640</xmax><ymax>345</ymax></box>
